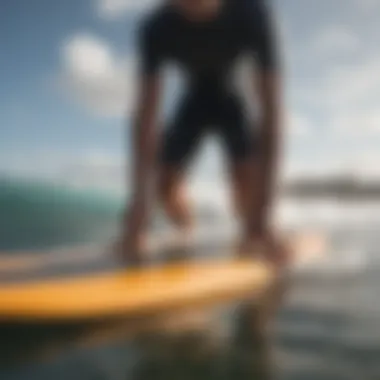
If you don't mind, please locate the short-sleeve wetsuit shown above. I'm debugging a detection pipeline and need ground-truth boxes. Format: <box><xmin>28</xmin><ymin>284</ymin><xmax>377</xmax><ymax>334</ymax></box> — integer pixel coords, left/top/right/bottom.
<box><xmin>138</xmin><ymin>0</ymin><xmax>279</xmax><ymax>168</ymax></box>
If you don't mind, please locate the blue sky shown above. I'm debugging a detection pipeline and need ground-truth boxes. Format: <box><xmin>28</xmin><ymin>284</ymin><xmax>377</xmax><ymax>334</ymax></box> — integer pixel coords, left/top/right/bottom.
<box><xmin>1</xmin><ymin>0</ymin><xmax>380</xmax><ymax>195</ymax></box>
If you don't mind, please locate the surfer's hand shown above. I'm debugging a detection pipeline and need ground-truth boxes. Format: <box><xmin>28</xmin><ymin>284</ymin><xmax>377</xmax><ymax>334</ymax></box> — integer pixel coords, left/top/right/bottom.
<box><xmin>238</xmin><ymin>231</ymin><xmax>291</xmax><ymax>268</ymax></box>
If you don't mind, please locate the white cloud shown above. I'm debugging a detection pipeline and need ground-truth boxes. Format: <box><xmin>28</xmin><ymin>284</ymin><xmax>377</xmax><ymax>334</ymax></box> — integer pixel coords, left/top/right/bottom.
<box><xmin>352</xmin><ymin>152</ymin><xmax>380</xmax><ymax>180</ymax></box>
<box><xmin>0</xmin><ymin>147</ymin><xmax>234</xmax><ymax>210</ymax></box>
<box><xmin>332</xmin><ymin>109</ymin><xmax>380</xmax><ymax>136</ymax></box>
<box><xmin>0</xmin><ymin>149</ymin><xmax>125</xmax><ymax>190</ymax></box>
<box><xmin>286</xmin><ymin>111</ymin><xmax>313</xmax><ymax>137</ymax></box>
<box><xmin>325</xmin><ymin>56</ymin><xmax>380</xmax><ymax>109</ymax></box>
<box><xmin>97</xmin><ymin>0</ymin><xmax>158</xmax><ymax>19</ymax></box>
<box><xmin>312</xmin><ymin>25</ymin><xmax>359</xmax><ymax>56</ymax></box>
<box><xmin>58</xmin><ymin>33</ymin><xmax>185</xmax><ymax>119</ymax></box>
<box><xmin>294</xmin><ymin>52</ymin><xmax>380</xmax><ymax>138</ymax></box>
<box><xmin>354</xmin><ymin>0</ymin><xmax>380</xmax><ymax>12</ymax></box>
<box><xmin>282</xmin><ymin>157</ymin><xmax>350</xmax><ymax>182</ymax></box>
<box><xmin>60</xmin><ymin>33</ymin><xmax>136</xmax><ymax>117</ymax></box>
<box><xmin>59</xmin><ymin>150</ymin><xmax>126</xmax><ymax>193</ymax></box>
<box><xmin>325</xmin><ymin>56</ymin><xmax>380</xmax><ymax>136</ymax></box>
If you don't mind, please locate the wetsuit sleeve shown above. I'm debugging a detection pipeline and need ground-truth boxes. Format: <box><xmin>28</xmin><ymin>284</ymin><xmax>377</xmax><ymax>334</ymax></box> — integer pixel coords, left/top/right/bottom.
<box><xmin>137</xmin><ymin>19</ymin><xmax>164</xmax><ymax>76</ymax></box>
<box><xmin>245</xmin><ymin>0</ymin><xmax>279</xmax><ymax>71</ymax></box>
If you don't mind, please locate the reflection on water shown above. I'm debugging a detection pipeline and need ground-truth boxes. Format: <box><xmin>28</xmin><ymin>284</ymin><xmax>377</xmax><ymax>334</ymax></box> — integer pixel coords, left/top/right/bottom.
<box><xmin>0</xmin><ymin>302</ymin><xmax>276</xmax><ymax>380</ymax></box>
<box><xmin>132</xmin><ymin>307</ymin><xmax>271</xmax><ymax>380</ymax></box>
<box><xmin>2</xmin><ymin>224</ymin><xmax>380</xmax><ymax>380</ymax></box>
<box><xmin>2</xmin><ymin>179</ymin><xmax>380</xmax><ymax>379</ymax></box>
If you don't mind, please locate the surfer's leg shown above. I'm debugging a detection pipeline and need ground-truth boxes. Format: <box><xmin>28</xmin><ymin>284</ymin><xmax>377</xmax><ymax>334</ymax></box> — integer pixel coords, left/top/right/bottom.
<box><xmin>228</xmin><ymin>159</ymin><xmax>259</xmax><ymax>223</ymax></box>
<box><xmin>217</xmin><ymin>96</ymin><xmax>259</xmax><ymax>231</ymax></box>
<box><xmin>158</xmin><ymin>93</ymin><xmax>205</xmax><ymax>233</ymax></box>
<box><xmin>158</xmin><ymin>165</ymin><xmax>193</xmax><ymax>231</ymax></box>
<box><xmin>228</xmin><ymin>153</ymin><xmax>290</xmax><ymax>265</ymax></box>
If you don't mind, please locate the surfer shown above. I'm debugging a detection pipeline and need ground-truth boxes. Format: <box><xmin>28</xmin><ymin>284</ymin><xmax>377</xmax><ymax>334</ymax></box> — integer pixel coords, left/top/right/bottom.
<box><xmin>121</xmin><ymin>0</ymin><xmax>288</xmax><ymax>266</ymax></box>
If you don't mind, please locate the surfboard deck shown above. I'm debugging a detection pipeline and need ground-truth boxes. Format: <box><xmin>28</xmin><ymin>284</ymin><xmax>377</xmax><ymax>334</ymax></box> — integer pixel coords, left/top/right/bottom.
<box><xmin>0</xmin><ymin>229</ymin><xmax>327</xmax><ymax>323</ymax></box>
<box><xmin>0</xmin><ymin>258</ymin><xmax>273</xmax><ymax>322</ymax></box>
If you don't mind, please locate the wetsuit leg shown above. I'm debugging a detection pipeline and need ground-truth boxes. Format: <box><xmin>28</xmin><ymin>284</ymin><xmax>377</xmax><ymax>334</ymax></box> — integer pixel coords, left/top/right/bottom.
<box><xmin>208</xmin><ymin>93</ymin><xmax>259</xmax><ymax>226</ymax></box>
<box><xmin>160</xmin><ymin>93</ymin><xmax>209</xmax><ymax>169</ymax></box>
<box><xmin>158</xmin><ymin>92</ymin><xmax>209</xmax><ymax>237</ymax></box>
<box><xmin>213</xmin><ymin>93</ymin><xmax>258</xmax><ymax>162</ymax></box>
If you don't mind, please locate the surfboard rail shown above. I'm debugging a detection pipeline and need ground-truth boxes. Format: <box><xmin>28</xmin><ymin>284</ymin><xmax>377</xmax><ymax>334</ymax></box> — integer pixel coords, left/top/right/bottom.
<box><xmin>0</xmin><ymin>259</ymin><xmax>274</xmax><ymax>322</ymax></box>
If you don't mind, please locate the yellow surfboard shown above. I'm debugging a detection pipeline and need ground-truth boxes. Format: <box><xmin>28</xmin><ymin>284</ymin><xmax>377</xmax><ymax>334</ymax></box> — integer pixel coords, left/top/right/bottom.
<box><xmin>0</xmin><ymin>229</ymin><xmax>327</xmax><ymax>323</ymax></box>
<box><xmin>0</xmin><ymin>258</ymin><xmax>273</xmax><ymax>322</ymax></box>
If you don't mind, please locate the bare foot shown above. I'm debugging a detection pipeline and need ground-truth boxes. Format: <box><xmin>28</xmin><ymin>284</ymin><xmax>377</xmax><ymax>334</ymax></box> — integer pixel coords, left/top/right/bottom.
<box><xmin>114</xmin><ymin>233</ymin><xmax>150</xmax><ymax>268</ymax></box>
<box><xmin>163</xmin><ymin>227</ymin><xmax>195</xmax><ymax>262</ymax></box>
<box><xmin>236</xmin><ymin>239</ymin><xmax>266</xmax><ymax>260</ymax></box>
<box><xmin>236</xmin><ymin>234</ymin><xmax>291</xmax><ymax>269</ymax></box>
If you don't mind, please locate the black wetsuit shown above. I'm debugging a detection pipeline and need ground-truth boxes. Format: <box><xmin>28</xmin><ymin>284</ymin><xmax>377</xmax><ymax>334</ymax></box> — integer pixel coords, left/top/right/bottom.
<box><xmin>138</xmin><ymin>0</ymin><xmax>279</xmax><ymax>167</ymax></box>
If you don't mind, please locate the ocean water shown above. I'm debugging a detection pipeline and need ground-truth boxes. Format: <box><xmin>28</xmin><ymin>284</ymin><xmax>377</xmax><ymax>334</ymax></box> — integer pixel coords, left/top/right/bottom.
<box><xmin>1</xmin><ymin>177</ymin><xmax>380</xmax><ymax>379</ymax></box>
<box><xmin>0</xmin><ymin>177</ymin><xmax>122</xmax><ymax>252</ymax></box>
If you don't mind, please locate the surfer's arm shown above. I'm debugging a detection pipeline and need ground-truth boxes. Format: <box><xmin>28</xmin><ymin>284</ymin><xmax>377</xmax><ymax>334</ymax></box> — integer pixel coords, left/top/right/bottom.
<box><xmin>128</xmin><ymin>19</ymin><xmax>163</xmax><ymax>227</ymax></box>
<box><xmin>251</xmin><ymin>72</ymin><xmax>282</xmax><ymax>234</ymax></box>
<box><xmin>247</xmin><ymin>1</ymin><xmax>282</xmax><ymax>235</ymax></box>
<box><xmin>130</xmin><ymin>74</ymin><xmax>161</xmax><ymax>204</ymax></box>
<box><xmin>121</xmin><ymin>73</ymin><xmax>161</xmax><ymax>259</ymax></box>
